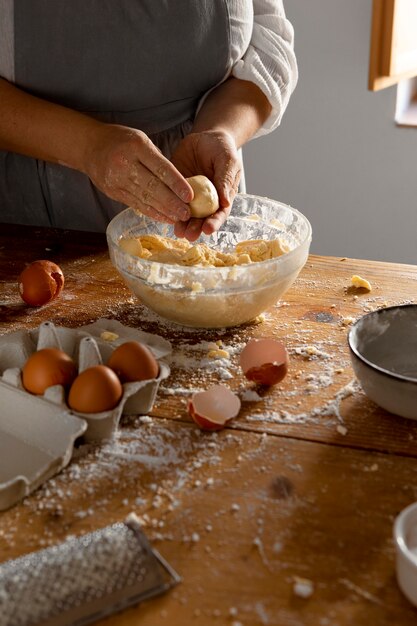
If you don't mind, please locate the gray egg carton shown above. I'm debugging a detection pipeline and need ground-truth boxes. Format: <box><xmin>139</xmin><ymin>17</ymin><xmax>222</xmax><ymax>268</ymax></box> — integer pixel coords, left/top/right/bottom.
<box><xmin>0</xmin><ymin>319</ymin><xmax>171</xmax><ymax>510</ymax></box>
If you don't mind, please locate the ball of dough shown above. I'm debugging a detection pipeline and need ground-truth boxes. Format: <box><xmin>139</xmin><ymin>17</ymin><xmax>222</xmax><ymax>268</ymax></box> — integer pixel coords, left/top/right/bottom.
<box><xmin>186</xmin><ymin>175</ymin><xmax>219</xmax><ymax>218</ymax></box>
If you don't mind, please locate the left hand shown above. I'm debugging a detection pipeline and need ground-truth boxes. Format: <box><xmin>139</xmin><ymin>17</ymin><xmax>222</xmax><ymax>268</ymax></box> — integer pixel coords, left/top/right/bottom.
<box><xmin>170</xmin><ymin>130</ymin><xmax>242</xmax><ymax>241</ymax></box>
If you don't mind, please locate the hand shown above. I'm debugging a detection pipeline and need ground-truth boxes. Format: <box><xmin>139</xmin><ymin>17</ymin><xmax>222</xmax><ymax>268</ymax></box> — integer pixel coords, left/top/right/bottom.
<box><xmin>84</xmin><ymin>124</ymin><xmax>193</xmax><ymax>223</ymax></box>
<box><xmin>170</xmin><ymin>130</ymin><xmax>242</xmax><ymax>240</ymax></box>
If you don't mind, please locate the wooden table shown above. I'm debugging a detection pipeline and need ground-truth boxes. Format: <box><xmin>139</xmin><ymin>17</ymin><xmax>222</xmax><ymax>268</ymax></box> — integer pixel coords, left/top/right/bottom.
<box><xmin>1</xmin><ymin>223</ymin><xmax>417</xmax><ymax>625</ymax></box>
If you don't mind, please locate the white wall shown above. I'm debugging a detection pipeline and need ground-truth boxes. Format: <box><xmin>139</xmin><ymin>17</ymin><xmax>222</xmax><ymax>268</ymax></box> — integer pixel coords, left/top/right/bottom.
<box><xmin>243</xmin><ymin>0</ymin><xmax>417</xmax><ymax>264</ymax></box>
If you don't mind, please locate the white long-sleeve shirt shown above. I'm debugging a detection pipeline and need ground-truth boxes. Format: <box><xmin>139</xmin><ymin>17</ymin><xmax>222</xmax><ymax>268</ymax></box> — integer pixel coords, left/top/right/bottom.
<box><xmin>228</xmin><ymin>0</ymin><xmax>298</xmax><ymax>136</ymax></box>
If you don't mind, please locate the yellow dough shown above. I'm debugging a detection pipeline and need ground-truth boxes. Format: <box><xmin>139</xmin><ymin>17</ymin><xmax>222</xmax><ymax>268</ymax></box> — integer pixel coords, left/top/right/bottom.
<box><xmin>186</xmin><ymin>175</ymin><xmax>219</xmax><ymax>218</ymax></box>
<box><xmin>120</xmin><ymin>234</ymin><xmax>290</xmax><ymax>267</ymax></box>
<box><xmin>350</xmin><ymin>275</ymin><xmax>372</xmax><ymax>291</ymax></box>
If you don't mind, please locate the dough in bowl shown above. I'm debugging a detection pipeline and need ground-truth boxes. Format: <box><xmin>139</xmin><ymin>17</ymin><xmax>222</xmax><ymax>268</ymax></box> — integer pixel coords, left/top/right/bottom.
<box><xmin>186</xmin><ymin>175</ymin><xmax>219</xmax><ymax>218</ymax></box>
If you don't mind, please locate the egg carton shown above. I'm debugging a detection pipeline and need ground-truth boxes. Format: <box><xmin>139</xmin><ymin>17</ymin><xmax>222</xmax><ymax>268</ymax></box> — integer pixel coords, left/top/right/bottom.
<box><xmin>0</xmin><ymin>319</ymin><xmax>171</xmax><ymax>511</ymax></box>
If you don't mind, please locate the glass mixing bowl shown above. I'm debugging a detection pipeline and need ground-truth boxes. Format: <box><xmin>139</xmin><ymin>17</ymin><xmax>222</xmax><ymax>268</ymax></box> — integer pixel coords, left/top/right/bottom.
<box><xmin>106</xmin><ymin>194</ymin><xmax>312</xmax><ymax>328</ymax></box>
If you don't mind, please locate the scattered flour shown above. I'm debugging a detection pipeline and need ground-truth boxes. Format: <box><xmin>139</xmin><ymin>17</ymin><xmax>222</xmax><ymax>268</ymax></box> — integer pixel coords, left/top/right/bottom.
<box><xmin>292</xmin><ymin>345</ymin><xmax>331</xmax><ymax>360</ymax></box>
<box><xmin>16</xmin><ymin>418</ymin><xmax>235</xmax><ymax>528</ymax></box>
<box><xmin>241</xmin><ymin>390</ymin><xmax>262</xmax><ymax>402</ymax></box>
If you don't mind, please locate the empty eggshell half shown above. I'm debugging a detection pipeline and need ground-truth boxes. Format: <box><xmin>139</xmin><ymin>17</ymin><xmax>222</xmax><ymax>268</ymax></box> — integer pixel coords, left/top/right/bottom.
<box><xmin>186</xmin><ymin>175</ymin><xmax>219</xmax><ymax>218</ymax></box>
<box><xmin>240</xmin><ymin>338</ymin><xmax>289</xmax><ymax>386</ymax></box>
<box><xmin>188</xmin><ymin>384</ymin><xmax>241</xmax><ymax>431</ymax></box>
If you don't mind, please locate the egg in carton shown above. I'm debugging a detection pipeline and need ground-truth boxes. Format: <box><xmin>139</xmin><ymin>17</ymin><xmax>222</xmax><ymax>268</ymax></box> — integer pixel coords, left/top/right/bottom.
<box><xmin>1</xmin><ymin>319</ymin><xmax>171</xmax><ymax>442</ymax></box>
<box><xmin>0</xmin><ymin>320</ymin><xmax>171</xmax><ymax>510</ymax></box>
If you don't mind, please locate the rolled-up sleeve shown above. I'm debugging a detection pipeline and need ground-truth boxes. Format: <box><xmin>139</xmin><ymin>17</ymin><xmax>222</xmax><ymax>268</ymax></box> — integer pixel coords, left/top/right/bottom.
<box><xmin>232</xmin><ymin>0</ymin><xmax>298</xmax><ymax>137</ymax></box>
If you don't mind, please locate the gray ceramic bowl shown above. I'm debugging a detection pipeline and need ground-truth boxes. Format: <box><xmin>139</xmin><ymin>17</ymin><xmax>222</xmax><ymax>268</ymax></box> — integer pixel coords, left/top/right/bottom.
<box><xmin>348</xmin><ymin>305</ymin><xmax>417</xmax><ymax>419</ymax></box>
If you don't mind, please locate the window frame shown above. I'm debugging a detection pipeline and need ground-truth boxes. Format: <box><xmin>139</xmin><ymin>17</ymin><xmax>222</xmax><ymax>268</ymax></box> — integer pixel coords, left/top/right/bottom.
<box><xmin>369</xmin><ymin>0</ymin><xmax>417</xmax><ymax>91</ymax></box>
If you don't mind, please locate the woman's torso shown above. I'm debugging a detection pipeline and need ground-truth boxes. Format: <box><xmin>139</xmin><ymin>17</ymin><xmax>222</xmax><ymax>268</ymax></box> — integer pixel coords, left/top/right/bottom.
<box><xmin>0</xmin><ymin>0</ymin><xmax>253</xmax><ymax>230</ymax></box>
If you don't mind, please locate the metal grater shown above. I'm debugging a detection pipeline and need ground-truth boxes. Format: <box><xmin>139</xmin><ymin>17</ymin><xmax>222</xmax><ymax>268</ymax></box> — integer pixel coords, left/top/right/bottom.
<box><xmin>0</xmin><ymin>513</ymin><xmax>180</xmax><ymax>626</ymax></box>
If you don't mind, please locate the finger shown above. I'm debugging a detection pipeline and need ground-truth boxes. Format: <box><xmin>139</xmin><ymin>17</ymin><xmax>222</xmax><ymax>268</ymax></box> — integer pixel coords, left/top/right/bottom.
<box><xmin>127</xmin><ymin>162</ymin><xmax>190</xmax><ymax>222</ymax></box>
<box><xmin>214</xmin><ymin>159</ymin><xmax>242</xmax><ymax>208</ymax></box>
<box><xmin>138</xmin><ymin>136</ymin><xmax>194</xmax><ymax>202</ymax></box>
<box><xmin>117</xmin><ymin>188</ymin><xmax>175</xmax><ymax>224</ymax></box>
<box><xmin>201</xmin><ymin>206</ymin><xmax>231</xmax><ymax>236</ymax></box>
<box><xmin>179</xmin><ymin>217</ymin><xmax>205</xmax><ymax>242</ymax></box>
<box><xmin>135</xmin><ymin>204</ymin><xmax>176</xmax><ymax>224</ymax></box>
<box><xmin>173</xmin><ymin>220</ymin><xmax>188</xmax><ymax>239</ymax></box>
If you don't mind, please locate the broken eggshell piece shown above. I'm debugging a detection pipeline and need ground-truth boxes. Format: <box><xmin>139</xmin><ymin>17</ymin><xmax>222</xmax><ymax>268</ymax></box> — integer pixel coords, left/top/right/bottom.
<box><xmin>189</xmin><ymin>384</ymin><xmax>241</xmax><ymax>431</ymax></box>
<box><xmin>18</xmin><ymin>260</ymin><xmax>64</xmax><ymax>306</ymax></box>
<box><xmin>240</xmin><ymin>338</ymin><xmax>289</xmax><ymax>386</ymax></box>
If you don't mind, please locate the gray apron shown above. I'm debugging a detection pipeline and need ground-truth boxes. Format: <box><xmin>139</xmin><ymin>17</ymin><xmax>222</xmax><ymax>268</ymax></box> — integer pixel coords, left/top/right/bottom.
<box><xmin>0</xmin><ymin>0</ymin><xmax>231</xmax><ymax>231</ymax></box>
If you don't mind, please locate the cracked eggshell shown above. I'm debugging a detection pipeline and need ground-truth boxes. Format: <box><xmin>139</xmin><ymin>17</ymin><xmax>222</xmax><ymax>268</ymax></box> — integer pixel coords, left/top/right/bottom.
<box><xmin>240</xmin><ymin>338</ymin><xmax>289</xmax><ymax>386</ymax></box>
<box><xmin>18</xmin><ymin>260</ymin><xmax>64</xmax><ymax>306</ymax></box>
<box><xmin>188</xmin><ymin>384</ymin><xmax>241</xmax><ymax>431</ymax></box>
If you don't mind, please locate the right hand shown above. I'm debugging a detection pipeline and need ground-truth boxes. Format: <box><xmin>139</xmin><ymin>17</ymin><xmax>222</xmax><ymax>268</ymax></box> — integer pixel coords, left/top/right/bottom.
<box><xmin>171</xmin><ymin>129</ymin><xmax>241</xmax><ymax>240</ymax></box>
<box><xmin>84</xmin><ymin>124</ymin><xmax>193</xmax><ymax>223</ymax></box>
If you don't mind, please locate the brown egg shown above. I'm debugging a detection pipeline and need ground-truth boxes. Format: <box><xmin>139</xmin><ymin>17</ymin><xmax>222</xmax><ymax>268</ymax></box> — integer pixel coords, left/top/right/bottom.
<box><xmin>22</xmin><ymin>348</ymin><xmax>77</xmax><ymax>395</ymax></box>
<box><xmin>240</xmin><ymin>338</ymin><xmax>289</xmax><ymax>386</ymax></box>
<box><xmin>107</xmin><ymin>341</ymin><xmax>159</xmax><ymax>383</ymax></box>
<box><xmin>19</xmin><ymin>260</ymin><xmax>64</xmax><ymax>306</ymax></box>
<box><xmin>68</xmin><ymin>365</ymin><xmax>123</xmax><ymax>414</ymax></box>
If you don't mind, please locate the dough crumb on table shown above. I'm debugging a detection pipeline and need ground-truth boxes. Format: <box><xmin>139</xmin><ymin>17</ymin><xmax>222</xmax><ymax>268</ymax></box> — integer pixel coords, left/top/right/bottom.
<box><xmin>293</xmin><ymin>576</ymin><xmax>314</xmax><ymax>598</ymax></box>
<box><xmin>350</xmin><ymin>275</ymin><xmax>372</xmax><ymax>291</ymax></box>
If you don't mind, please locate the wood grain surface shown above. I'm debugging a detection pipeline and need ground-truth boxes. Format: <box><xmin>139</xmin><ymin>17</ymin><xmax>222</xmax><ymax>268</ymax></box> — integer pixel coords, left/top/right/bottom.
<box><xmin>1</xmin><ymin>222</ymin><xmax>417</xmax><ymax>625</ymax></box>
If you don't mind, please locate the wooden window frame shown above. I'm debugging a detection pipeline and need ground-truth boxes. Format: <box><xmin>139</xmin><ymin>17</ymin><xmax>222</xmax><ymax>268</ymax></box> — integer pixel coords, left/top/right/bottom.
<box><xmin>369</xmin><ymin>0</ymin><xmax>417</xmax><ymax>91</ymax></box>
